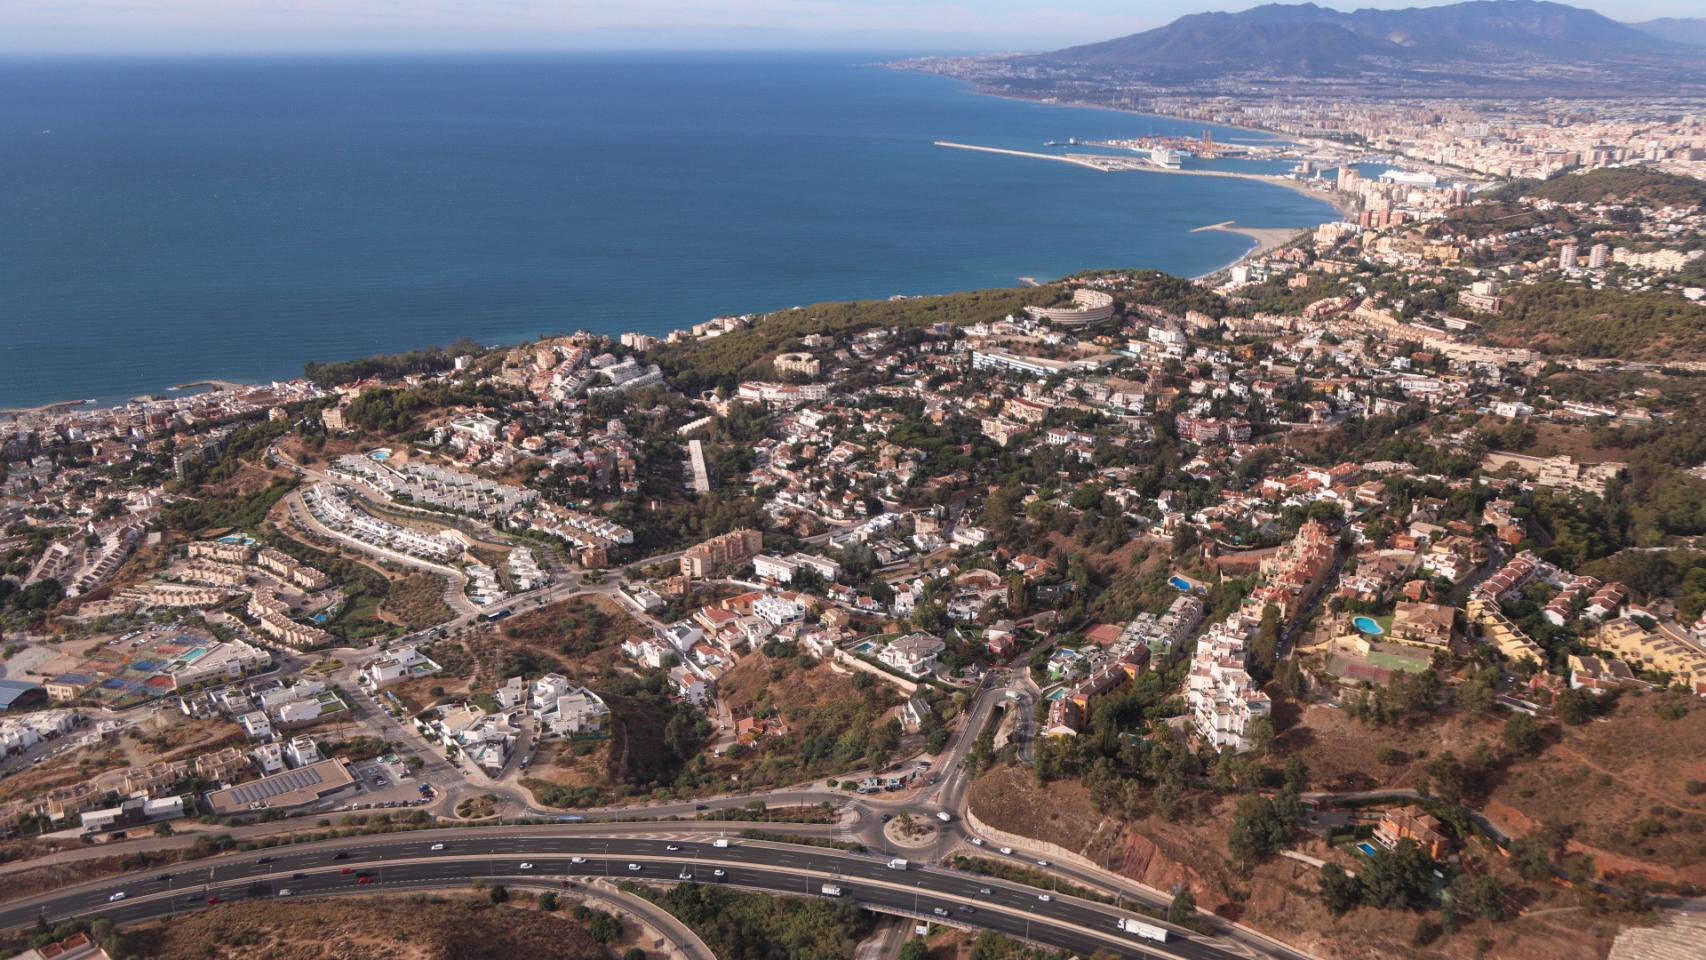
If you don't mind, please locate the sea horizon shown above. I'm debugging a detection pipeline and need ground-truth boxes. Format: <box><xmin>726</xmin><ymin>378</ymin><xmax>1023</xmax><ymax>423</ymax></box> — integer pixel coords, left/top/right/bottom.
<box><xmin>0</xmin><ymin>51</ymin><xmax>1339</xmax><ymax>410</ymax></box>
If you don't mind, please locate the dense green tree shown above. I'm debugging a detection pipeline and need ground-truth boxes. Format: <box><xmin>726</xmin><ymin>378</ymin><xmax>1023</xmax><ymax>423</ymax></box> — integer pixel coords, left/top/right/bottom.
<box><xmin>1168</xmin><ymin>887</ymin><xmax>1196</xmax><ymax>925</ymax></box>
<box><xmin>1359</xmin><ymin>840</ymin><xmax>1437</xmax><ymax>911</ymax></box>
<box><xmin>1318</xmin><ymin>863</ymin><xmax>1362</xmax><ymax>915</ymax></box>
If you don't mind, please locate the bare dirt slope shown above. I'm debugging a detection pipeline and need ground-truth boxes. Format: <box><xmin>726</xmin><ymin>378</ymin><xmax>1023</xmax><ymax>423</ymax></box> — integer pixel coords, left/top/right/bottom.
<box><xmin>120</xmin><ymin>896</ymin><xmax>612</xmax><ymax>960</ymax></box>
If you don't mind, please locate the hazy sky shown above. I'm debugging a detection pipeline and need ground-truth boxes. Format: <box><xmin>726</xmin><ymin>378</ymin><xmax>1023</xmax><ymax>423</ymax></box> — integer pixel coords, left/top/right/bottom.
<box><xmin>2</xmin><ymin>0</ymin><xmax>1700</xmax><ymax>55</ymax></box>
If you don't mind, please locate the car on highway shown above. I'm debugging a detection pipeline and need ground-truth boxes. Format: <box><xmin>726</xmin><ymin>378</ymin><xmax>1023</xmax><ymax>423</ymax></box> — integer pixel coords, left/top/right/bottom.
<box><xmin>108</xmin><ymin>892</ymin><xmax>126</xmax><ymax>902</ymax></box>
<box><xmin>340</xmin><ymin>867</ymin><xmax>354</xmax><ymax>875</ymax></box>
<box><xmin>519</xmin><ymin>863</ymin><xmax>534</xmax><ymax>870</ymax></box>
<box><xmin>969</xmin><ymin>838</ymin><xmax>984</xmax><ymax>846</ymax></box>
<box><xmin>1036</xmin><ymin>859</ymin><xmax>1049</xmax><ymax>867</ymax></box>
<box><xmin>333</xmin><ymin>851</ymin><xmax>351</xmax><ymax>860</ymax></box>
<box><xmin>712</xmin><ymin>869</ymin><xmax>726</xmax><ymax>878</ymax></box>
<box><xmin>958</xmin><ymin>905</ymin><xmax>976</xmax><ymax>914</ymax></box>
<box><xmin>678</xmin><ymin>870</ymin><xmax>693</xmax><ymax>880</ymax></box>
<box><xmin>154</xmin><ymin>873</ymin><xmax>173</xmax><ymax>882</ymax></box>
<box><xmin>356</xmin><ymin>874</ymin><xmax>371</xmax><ymax>885</ymax></box>
<box><xmin>880</xmin><ymin>814</ymin><xmax>892</xmax><ymax>823</ymax></box>
<box><xmin>430</xmin><ymin>843</ymin><xmax>446</xmax><ymax>851</ymax></box>
<box><xmin>1036</xmin><ymin>894</ymin><xmax>1051</xmax><ymax>902</ymax></box>
<box><xmin>205</xmin><ymin>895</ymin><xmax>222</xmax><ymax>904</ymax></box>
<box><xmin>627</xmin><ymin>863</ymin><xmax>642</xmax><ymax>872</ymax></box>
<box><xmin>665</xmin><ymin>844</ymin><xmax>680</xmax><ymax>851</ymax></box>
<box><xmin>277</xmin><ymin>889</ymin><xmax>292</xmax><ymax>897</ymax></box>
<box><xmin>694</xmin><ymin>803</ymin><xmax>708</xmax><ymax>810</ymax></box>
<box><xmin>977</xmin><ymin>887</ymin><xmax>992</xmax><ymax>896</ymax></box>
<box><xmin>570</xmin><ymin>856</ymin><xmax>586</xmax><ymax>864</ymax></box>
<box><xmin>998</xmin><ymin>847</ymin><xmax>1013</xmax><ymax>855</ymax></box>
<box><xmin>932</xmin><ymin>907</ymin><xmax>949</xmax><ymax>917</ymax></box>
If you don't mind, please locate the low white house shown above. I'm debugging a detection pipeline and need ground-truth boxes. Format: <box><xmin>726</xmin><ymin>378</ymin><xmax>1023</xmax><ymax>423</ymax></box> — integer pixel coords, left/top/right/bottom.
<box><xmin>362</xmin><ymin>644</ymin><xmax>441</xmax><ymax>688</ymax></box>
<box><xmin>669</xmin><ymin>665</ymin><xmax>708</xmax><ymax>705</ymax></box>
<box><xmin>285</xmin><ymin>735</ymin><xmax>321</xmax><ymax>768</ymax></box>
<box><xmin>252</xmin><ymin>741</ymin><xmax>285</xmax><ymax>774</ymax></box>
<box><xmin>529</xmin><ymin>673</ymin><xmax>610</xmax><ymax>737</ymax></box>
<box><xmin>621</xmin><ymin>637</ymin><xmax>674</xmax><ymax>669</ymax></box>
<box><xmin>753</xmin><ymin>594</ymin><xmax>807</xmax><ymax>626</ymax></box>
<box><xmin>878</xmin><ymin>632</ymin><xmax>945</xmax><ymax>678</ymax></box>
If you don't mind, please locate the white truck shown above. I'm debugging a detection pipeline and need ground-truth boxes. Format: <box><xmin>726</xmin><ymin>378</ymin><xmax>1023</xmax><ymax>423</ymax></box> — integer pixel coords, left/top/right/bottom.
<box><xmin>822</xmin><ymin>883</ymin><xmax>843</xmax><ymax>897</ymax></box>
<box><xmin>887</xmin><ymin>858</ymin><xmax>909</xmax><ymax>870</ymax></box>
<box><xmin>935</xmin><ymin>811</ymin><xmax>953</xmax><ymax>822</ymax></box>
<box><xmin>1117</xmin><ymin>917</ymin><xmax>1169</xmax><ymax>943</ymax></box>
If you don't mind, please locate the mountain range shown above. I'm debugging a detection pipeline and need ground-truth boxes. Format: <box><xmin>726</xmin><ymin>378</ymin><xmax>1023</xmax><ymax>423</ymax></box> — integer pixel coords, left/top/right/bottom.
<box><xmin>1630</xmin><ymin>17</ymin><xmax>1706</xmax><ymax>47</ymax></box>
<box><xmin>1024</xmin><ymin>1</ymin><xmax>1706</xmax><ymax>84</ymax></box>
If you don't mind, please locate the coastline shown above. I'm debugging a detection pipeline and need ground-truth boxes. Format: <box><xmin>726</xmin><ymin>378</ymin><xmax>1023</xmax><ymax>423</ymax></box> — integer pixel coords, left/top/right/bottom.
<box><xmin>933</xmin><ymin>140</ymin><xmax>1356</xmax><ymax>218</ymax></box>
<box><xmin>1189</xmin><ymin>221</ymin><xmax>1308</xmax><ymax>281</ymax></box>
<box><xmin>9</xmin><ymin>65</ymin><xmax>1340</xmax><ymax>415</ymax></box>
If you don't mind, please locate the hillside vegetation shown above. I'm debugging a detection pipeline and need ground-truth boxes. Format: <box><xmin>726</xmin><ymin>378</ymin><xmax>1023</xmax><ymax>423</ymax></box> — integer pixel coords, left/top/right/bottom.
<box><xmin>1484</xmin><ymin>282</ymin><xmax>1706</xmax><ymax>359</ymax></box>
<box><xmin>639</xmin><ymin>882</ymin><xmax>872</xmax><ymax>960</ymax></box>
<box><xmin>1514</xmin><ymin>168</ymin><xmax>1706</xmax><ymax>208</ymax></box>
<box><xmin>652</xmin><ymin>286</ymin><xmax>1058</xmax><ymax>393</ymax></box>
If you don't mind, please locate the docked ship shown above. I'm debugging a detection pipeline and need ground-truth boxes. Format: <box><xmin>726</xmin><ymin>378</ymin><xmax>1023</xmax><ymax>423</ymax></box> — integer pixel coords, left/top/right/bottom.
<box><xmin>1146</xmin><ymin>147</ymin><xmax>1183</xmax><ymax>170</ymax></box>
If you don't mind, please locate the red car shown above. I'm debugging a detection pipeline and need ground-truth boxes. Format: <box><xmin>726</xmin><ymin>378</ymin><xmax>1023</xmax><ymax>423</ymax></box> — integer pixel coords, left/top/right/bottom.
<box><xmin>356</xmin><ymin>873</ymin><xmax>372</xmax><ymax>885</ymax></box>
<box><xmin>206</xmin><ymin>896</ymin><xmax>222</xmax><ymax>904</ymax></box>
<box><xmin>340</xmin><ymin>867</ymin><xmax>354</xmax><ymax>875</ymax></box>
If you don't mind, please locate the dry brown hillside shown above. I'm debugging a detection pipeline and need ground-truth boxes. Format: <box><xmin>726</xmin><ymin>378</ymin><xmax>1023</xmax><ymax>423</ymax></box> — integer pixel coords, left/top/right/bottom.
<box><xmin>119</xmin><ymin>896</ymin><xmax>613</xmax><ymax>960</ymax></box>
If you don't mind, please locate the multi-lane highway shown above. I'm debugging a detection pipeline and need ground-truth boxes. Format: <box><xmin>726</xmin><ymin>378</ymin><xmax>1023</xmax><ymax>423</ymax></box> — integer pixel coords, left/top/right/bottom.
<box><xmin>0</xmin><ymin>831</ymin><xmax>1233</xmax><ymax>960</ymax></box>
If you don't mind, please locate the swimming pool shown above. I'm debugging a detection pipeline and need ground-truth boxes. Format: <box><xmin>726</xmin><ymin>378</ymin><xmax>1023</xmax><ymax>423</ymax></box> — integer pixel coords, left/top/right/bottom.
<box><xmin>1352</xmin><ymin>616</ymin><xmax>1385</xmax><ymax>636</ymax></box>
<box><xmin>1356</xmin><ymin>841</ymin><xmax>1380</xmax><ymax>857</ymax></box>
<box><xmin>1169</xmin><ymin>576</ymin><xmax>1192</xmax><ymax>591</ymax></box>
<box><xmin>369</xmin><ymin>448</ymin><xmax>393</xmax><ymax>460</ymax></box>
<box><xmin>851</xmin><ymin>641</ymin><xmax>878</xmax><ymax>655</ymax></box>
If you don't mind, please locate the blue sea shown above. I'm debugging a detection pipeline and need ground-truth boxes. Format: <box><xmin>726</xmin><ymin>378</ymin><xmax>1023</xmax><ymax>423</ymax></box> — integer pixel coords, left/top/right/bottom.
<box><xmin>0</xmin><ymin>54</ymin><xmax>1337</xmax><ymax>408</ymax></box>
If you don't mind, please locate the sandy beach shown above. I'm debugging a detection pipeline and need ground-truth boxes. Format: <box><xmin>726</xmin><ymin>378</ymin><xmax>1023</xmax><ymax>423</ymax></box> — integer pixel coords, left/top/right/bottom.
<box><xmin>1190</xmin><ymin>221</ymin><xmax>1309</xmax><ymax>280</ymax></box>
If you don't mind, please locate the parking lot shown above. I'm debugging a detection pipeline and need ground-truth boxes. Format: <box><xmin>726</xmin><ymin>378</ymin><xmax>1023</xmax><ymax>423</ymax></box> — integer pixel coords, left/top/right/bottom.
<box><xmin>337</xmin><ymin>754</ymin><xmax>437</xmax><ymax>812</ymax></box>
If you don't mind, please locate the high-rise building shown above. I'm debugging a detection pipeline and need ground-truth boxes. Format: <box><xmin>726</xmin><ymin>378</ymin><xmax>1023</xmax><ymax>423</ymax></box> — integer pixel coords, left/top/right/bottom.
<box><xmin>1558</xmin><ymin>242</ymin><xmax>1578</xmax><ymax>271</ymax></box>
<box><xmin>1588</xmin><ymin>243</ymin><xmax>1609</xmax><ymax>269</ymax></box>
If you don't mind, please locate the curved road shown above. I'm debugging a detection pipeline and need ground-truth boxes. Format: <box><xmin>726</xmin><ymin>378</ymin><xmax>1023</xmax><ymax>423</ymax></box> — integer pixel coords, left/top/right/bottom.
<box><xmin>2</xmin><ymin>831</ymin><xmax>1229</xmax><ymax>960</ymax></box>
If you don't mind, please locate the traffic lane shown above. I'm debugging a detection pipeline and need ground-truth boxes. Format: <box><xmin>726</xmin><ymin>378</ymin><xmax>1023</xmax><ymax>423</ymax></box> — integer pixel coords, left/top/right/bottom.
<box><xmin>21</xmin><ymin>837</ymin><xmax>1148</xmax><ymax>929</ymax></box>
<box><xmin>4</xmin><ymin>842</ymin><xmax>1213</xmax><ymax>958</ymax></box>
<box><xmin>24</xmin><ymin>860</ymin><xmax>1175</xmax><ymax>960</ymax></box>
